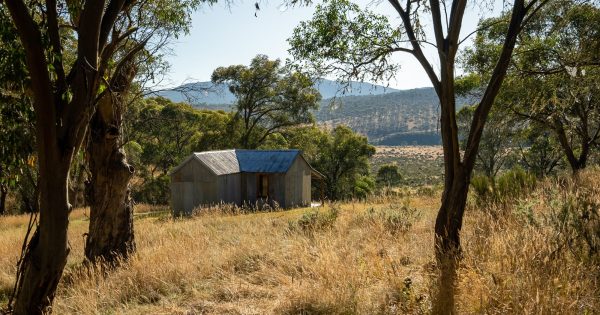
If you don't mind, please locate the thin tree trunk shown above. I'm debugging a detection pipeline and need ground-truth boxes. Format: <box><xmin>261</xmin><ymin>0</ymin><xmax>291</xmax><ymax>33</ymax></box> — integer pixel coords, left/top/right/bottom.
<box><xmin>0</xmin><ymin>185</ymin><xmax>7</xmax><ymax>215</ymax></box>
<box><xmin>554</xmin><ymin>124</ymin><xmax>588</xmax><ymax>173</ymax></box>
<box><xmin>69</xmin><ymin>160</ymin><xmax>88</xmax><ymax>208</ymax></box>
<box><xmin>430</xmin><ymin>2</ymin><xmax>527</xmax><ymax>311</ymax></box>
<box><xmin>85</xmin><ymin>63</ymin><xmax>136</xmax><ymax>264</ymax></box>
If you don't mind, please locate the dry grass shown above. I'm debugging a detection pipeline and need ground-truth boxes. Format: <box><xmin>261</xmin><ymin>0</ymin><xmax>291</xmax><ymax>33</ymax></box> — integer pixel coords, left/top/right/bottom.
<box><xmin>0</xmin><ymin>172</ymin><xmax>599</xmax><ymax>314</ymax></box>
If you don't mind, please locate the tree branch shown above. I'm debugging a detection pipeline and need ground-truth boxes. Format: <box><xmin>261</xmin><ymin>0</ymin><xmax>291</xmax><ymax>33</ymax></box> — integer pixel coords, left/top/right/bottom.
<box><xmin>387</xmin><ymin>0</ymin><xmax>441</xmax><ymax>94</ymax></box>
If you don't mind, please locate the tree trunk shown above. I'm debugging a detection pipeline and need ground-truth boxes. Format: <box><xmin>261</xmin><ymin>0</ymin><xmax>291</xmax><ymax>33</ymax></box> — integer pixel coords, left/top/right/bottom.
<box><xmin>84</xmin><ymin>63</ymin><xmax>136</xmax><ymax>264</ymax></box>
<box><xmin>0</xmin><ymin>185</ymin><xmax>7</xmax><ymax>215</ymax></box>
<box><xmin>69</xmin><ymin>160</ymin><xmax>88</xmax><ymax>208</ymax></box>
<box><xmin>85</xmin><ymin>110</ymin><xmax>135</xmax><ymax>263</ymax></box>
<box><xmin>554</xmin><ymin>123</ymin><xmax>588</xmax><ymax>173</ymax></box>
<box><xmin>13</xmin><ymin>158</ymin><xmax>71</xmax><ymax>315</ymax></box>
<box><xmin>435</xmin><ymin>167</ymin><xmax>471</xmax><ymax>256</ymax></box>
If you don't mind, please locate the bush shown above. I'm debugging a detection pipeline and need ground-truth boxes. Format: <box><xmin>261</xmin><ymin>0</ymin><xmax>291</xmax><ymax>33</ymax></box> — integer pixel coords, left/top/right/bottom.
<box><xmin>470</xmin><ymin>167</ymin><xmax>536</xmax><ymax>206</ymax></box>
<box><xmin>363</xmin><ymin>200</ymin><xmax>421</xmax><ymax>235</ymax></box>
<box><xmin>290</xmin><ymin>205</ymin><xmax>339</xmax><ymax>232</ymax></box>
<box><xmin>470</xmin><ymin>175</ymin><xmax>493</xmax><ymax>204</ymax></box>
<box><xmin>495</xmin><ymin>167</ymin><xmax>536</xmax><ymax>201</ymax></box>
<box><xmin>548</xmin><ymin>190</ymin><xmax>600</xmax><ymax>262</ymax></box>
<box><xmin>133</xmin><ymin>175</ymin><xmax>170</xmax><ymax>205</ymax></box>
<box><xmin>353</xmin><ymin>175</ymin><xmax>375</xmax><ymax>200</ymax></box>
<box><xmin>416</xmin><ymin>186</ymin><xmax>435</xmax><ymax>197</ymax></box>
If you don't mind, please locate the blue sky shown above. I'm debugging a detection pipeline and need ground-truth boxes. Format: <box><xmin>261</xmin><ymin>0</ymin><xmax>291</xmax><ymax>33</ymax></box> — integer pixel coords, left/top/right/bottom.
<box><xmin>163</xmin><ymin>0</ymin><xmax>502</xmax><ymax>90</ymax></box>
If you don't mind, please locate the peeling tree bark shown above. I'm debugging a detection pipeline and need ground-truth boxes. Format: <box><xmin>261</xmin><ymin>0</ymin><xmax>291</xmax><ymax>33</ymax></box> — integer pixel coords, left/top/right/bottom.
<box><xmin>4</xmin><ymin>0</ymin><xmax>133</xmax><ymax>311</ymax></box>
<box><xmin>85</xmin><ymin>62</ymin><xmax>136</xmax><ymax>264</ymax></box>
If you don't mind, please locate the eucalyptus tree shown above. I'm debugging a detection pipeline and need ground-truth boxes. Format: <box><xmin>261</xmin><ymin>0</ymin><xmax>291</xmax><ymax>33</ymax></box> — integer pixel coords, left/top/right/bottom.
<box><xmin>463</xmin><ymin>0</ymin><xmax>600</xmax><ymax>173</ymax></box>
<box><xmin>212</xmin><ymin>55</ymin><xmax>322</xmax><ymax>149</ymax></box>
<box><xmin>288</xmin><ymin>0</ymin><xmax>550</xmax><ymax>311</ymax></box>
<box><xmin>289</xmin><ymin>0</ymin><xmax>549</xmax><ymax>257</ymax></box>
<box><xmin>456</xmin><ymin>104</ymin><xmax>515</xmax><ymax>178</ymax></box>
<box><xmin>2</xmin><ymin>0</ymin><xmax>206</xmax><ymax>313</ymax></box>
<box><xmin>376</xmin><ymin>164</ymin><xmax>403</xmax><ymax>187</ymax></box>
<box><xmin>285</xmin><ymin>125</ymin><xmax>375</xmax><ymax>200</ymax></box>
<box><xmin>125</xmin><ymin>97</ymin><xmax>238</xmax><ymax>204</ymax></box>
<box><xmin>84</xmin><ymin>0</ymin><xmax>206</xmax><ymax>265</ymax></box>
<box><xmin>516</xmin><ymin>124</ymin><xmax>563</xmax><ymax>176</ymax></box>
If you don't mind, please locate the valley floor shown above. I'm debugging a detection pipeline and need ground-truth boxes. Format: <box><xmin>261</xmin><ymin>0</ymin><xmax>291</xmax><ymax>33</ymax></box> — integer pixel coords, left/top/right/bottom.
<box><xmin>0</xmin><ymin>173</ymin><xmax>599</xmax><ymax>314</ymax></box>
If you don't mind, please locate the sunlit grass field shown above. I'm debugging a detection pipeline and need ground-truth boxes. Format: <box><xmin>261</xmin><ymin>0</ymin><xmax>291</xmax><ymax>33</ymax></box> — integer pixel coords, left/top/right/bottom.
<box><xmin>0</xmin><ymin>172</ymin><xmax>598</xmax><ymax>314</ymax></box>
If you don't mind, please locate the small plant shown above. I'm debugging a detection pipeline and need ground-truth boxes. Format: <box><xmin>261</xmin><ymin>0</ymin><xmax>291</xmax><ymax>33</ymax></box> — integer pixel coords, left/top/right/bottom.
<box><xmin>470</xmin><ymin>175</ymin><xmax>493</xmax><ymax>204</ymax></box>
<box><xmin>290</xmin><ymin>205</ymin><xmax>340</xmax><ymax>233</ymax></box>
<box><xmin>495</xmin><ymin>167</ymin><xmax>536</xmax><ymax>202</ymax></box>
<box><xmin>513</xmin><ymin>199</ymin><xmax>538</xmax><ymax>227</ymax></box>
<box><xmin>364</xmin><ymin>199</ymin><xmax>421</xmax><ymax>235</ymax></box>
<box><xmin>416</xmin><ymin>186</ymin><xmax>435</xmax><ymax>197</ymax></box>
<box><xmin>548</xmin><ymin>190</ymin><xmax>600</xmax><ymax>262</ymax></box>
<box><xmin>470</xmin><ymin>167</ymin><xmax>536</xmax><ymax>206</ymax></box>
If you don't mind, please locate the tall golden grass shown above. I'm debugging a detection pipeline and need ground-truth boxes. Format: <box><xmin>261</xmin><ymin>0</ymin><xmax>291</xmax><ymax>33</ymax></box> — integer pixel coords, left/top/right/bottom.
<box><xmin>0</xmin><ymin>171</ymin><xmax>598</xmax><ymax>314</ymax></box>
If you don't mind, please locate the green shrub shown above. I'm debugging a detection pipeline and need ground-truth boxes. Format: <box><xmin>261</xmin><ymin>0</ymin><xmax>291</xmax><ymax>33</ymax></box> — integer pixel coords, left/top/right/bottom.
<box><xmin>133</xmin><ymin>175</ymin><xmax>170</xmax><ymax>205</ymax></box>
<box><xmin>470</xmin><ymin>175</ymin><xmax>493</xmax><ymax>204</ymax></box>
<box><xmin>353</xmin><ymin>175</ymin><xmax>375</xmax><ymax>200</ymax></box>
<box><xmin>470</xmin><ymin>167</ymin><xmax>536</xmax><ymax>206</ymax></box>
<box><xmin>364</xmin><ymin>200</ymin><xmax>421</xmax><ymax>235</ymax></box>
<box><xmin>291</xmin><ymin>205</ymin><xmax>339</xmax><ymax>232</ymax></box>
<box><xmin>495</xmin><ymin>167</ymin><xmax>536</xmax><ymax>201</ymax></box>
<box><xmin>548</xmin><ymin>190</ymin><xmax>600</xmax><ymax>262</ymax></box>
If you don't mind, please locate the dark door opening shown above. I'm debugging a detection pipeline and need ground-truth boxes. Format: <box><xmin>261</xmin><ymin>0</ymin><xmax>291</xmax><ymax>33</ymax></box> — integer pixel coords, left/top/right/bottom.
<box><xmin>257</xmin><ymin>174</ymin><xmax>269</xmax><ymax>198</ymax></box>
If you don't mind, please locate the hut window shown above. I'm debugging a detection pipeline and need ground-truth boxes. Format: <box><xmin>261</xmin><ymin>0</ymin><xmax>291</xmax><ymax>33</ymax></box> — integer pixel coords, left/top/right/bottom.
<box><xmin>258</xmin><ymin>174</ymin><xmax>269</xmax><ymax>198</ymax></box>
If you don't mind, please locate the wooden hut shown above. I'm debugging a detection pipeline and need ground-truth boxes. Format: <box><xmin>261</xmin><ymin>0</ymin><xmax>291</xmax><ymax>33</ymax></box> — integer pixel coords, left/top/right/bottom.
<box><xmin>170</xmin><ymin>149</ymin><xmax>324</xmax><ymax>215</ymax></box>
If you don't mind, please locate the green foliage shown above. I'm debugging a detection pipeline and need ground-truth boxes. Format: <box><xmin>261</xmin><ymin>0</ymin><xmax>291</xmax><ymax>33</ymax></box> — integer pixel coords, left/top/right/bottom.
<box><xmin>515</xmin><ymin>125</ymin><xmax>563</xmax><ymax>177</ymax></box>
<box><xmin>462</xmin><ymin>1</ymin><xmax>600</xmax><ymax>172</ymax></box>
<box><xmin>362</xmin><ymin>200</ymin><xmax>420</xmax><ymax>235</ymax></box>
<box><xmin>0</xmin><ymin>4</ymin><xmax>36</xmax><ymax>214</ymax></box>
<box><xmin>290</xmin><ymin>205</ymin><xmax>339</xmax><ymax>233</ymax></box>
<box><xmin>548</xmin><ymin>190</ymin><xmax>600</xmax><ymax>262</ymax></box>
<box><xmin>283</xmin><ymin>125</ymin><xmax>329</xmax><ymax>162</ymax></box>
<box><xmin>289</xmin><ymin>0</ymin><xmax>401</xmax><ymax>84</ymax></box>
<box><xmin>353</xmin><ymin>175</ymin><xmax>375</xmax><ymax>200</ymax></box>
<box><xmin>376</xmin><ymin>164</ymin><xmax>402</xmax><ymax>187</ymax></box>
<box><xmin>125</xmin><ymin>96</ymin><xmax>239</xmax><ymax>204</ymax></box>
<box><xmin>291</xmin><ymin>125</ymin><xmax>375</xmax><ymax>201</ymax></box>
<box><xmin>133</xmin><ymin>175</ymin><xmax>171</xmax><ymax>205</ymax></box>
<box><xmin>211</xmin><ymin>55</ymin><xmax>321</xmax><ymax>149</ymax></box>
<box><xmin>456</xmin><ymin>104</ymin><xmax>515</xmax><ymax>177</ymax></box>
<box><xmin>470</xmin><ymin>175</ymin><xmax>493</xmax><ymax>204</ymax></box>
<box><xmin>471</xmin><ymin>167</ymin><xmax>537</xmax><ymax>206</ymax></box>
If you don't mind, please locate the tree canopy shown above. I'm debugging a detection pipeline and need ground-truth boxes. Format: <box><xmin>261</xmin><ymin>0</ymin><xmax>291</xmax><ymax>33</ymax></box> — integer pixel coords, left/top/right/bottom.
<box><xmin>212</xmin><ymin>55</ymin><xmax>321</xmax><ymax>149</ymax></box>
<box><xmin>461</xmin><ymin>0</ymin><xmax>600</xmax><ymax>172</ymax></box>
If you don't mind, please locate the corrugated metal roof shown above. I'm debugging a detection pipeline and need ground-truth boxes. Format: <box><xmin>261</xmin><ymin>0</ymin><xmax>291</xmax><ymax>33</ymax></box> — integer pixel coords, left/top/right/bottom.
<box><xmin>194</xmin><ymin>150</ymin><xmax>239</xmax><ymax>175</ymax></box>
<box><xmin>236</xmin><ymin>150</ymin><xmax>300</xmax><ymax>173</ymax></box>
<box><xmin>172</xmin><ymin>149</ymin><xmax>303</xmax><ymax>175</ymax></box>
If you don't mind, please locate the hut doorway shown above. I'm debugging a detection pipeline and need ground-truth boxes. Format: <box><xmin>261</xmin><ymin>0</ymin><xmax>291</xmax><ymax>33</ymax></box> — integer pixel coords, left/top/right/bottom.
<box><xmin>257</xmin><ymin>174</ymin><xmax>269</xmax><ymax>198</ymax></box>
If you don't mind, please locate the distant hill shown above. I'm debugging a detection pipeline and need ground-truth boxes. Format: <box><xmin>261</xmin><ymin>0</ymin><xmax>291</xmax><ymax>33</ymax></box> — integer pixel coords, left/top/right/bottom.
<box><xmin>154</xmin><ymin>81</ymin><xmax>470</xmax><ymax>146</ymax></box>
<box><xmin>154</xmin><ymin>79</ymin><xmax>400</xmax><ymax>105</ymax></box>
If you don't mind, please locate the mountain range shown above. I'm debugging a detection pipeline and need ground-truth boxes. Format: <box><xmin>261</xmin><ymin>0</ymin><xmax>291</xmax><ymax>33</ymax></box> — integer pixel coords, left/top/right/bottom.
<box><xmin>155</xmin><ymin>79</ymin><xmax>469</xmax><ymax>145</ymax></box>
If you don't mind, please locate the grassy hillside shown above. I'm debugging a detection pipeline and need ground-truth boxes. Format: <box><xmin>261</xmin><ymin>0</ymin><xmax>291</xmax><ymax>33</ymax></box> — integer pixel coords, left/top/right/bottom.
<box><xmin>372</xmin><ymin>146</ymin><xmax>444</xmax><ymax>186</ymax></box>
<box><xmin>158</xmin><ymin>83</ymin><xmax>466</xmax><ymax>146</ymax></box>
<box><xmin>1</xmin><ymin>171</ymin><xmax>598</xmax><ymax>314</ymax></box>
